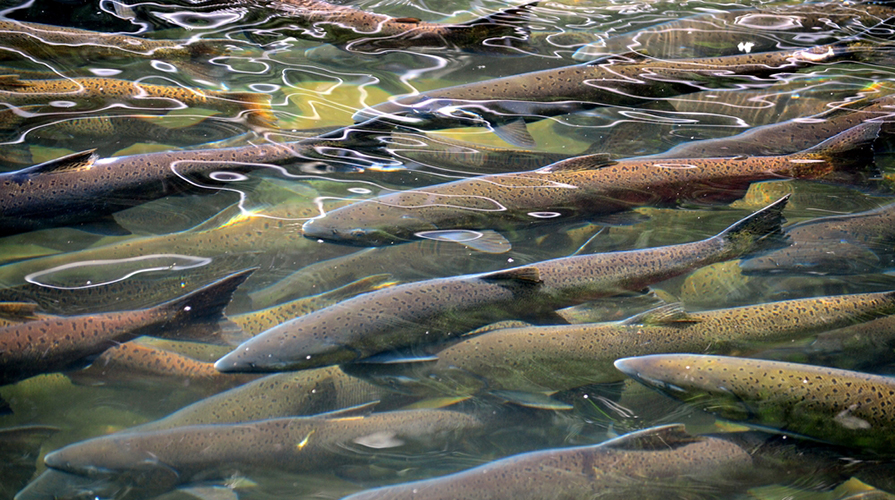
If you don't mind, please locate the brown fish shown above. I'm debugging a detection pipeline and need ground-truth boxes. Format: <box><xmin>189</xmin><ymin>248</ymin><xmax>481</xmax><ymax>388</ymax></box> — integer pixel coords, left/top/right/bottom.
<box><xmin>216</xmin><ymin>196</ymin><xmax>788</xmax><ymax>373</ymax></box>
<box><xmin>0</xmin><ymin>269</ymin><xmax>251</xmax><ymax>386</ymax></box>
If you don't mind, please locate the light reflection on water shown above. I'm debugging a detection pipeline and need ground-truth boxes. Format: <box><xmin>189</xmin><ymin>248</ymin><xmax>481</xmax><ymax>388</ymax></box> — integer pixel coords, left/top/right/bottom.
<box><xmin>2</xmin><ymin>0</ymin><xmax>895</xmax><ymax>499</ymax></box>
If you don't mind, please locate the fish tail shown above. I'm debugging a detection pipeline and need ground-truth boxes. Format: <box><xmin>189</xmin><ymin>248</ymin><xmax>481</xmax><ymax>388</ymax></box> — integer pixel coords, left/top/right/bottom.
<box><xmin>149</xmin><ymin>268</ymin><xmax>256</xmax><ymax>345</ymax></box>
<box><xmin>716</xmin><ymin>195</ymin><xmax>789</xmax><ymax>259</ymax></box>
<box><xmin>795</xmin><ymin>122</ymin><xmax>881</xmax><ymax>184</ymax></box>
<box><xmin>219</xmin><ymin>91</ymin><xmax>276</xmax><ymax>129</ymax></box>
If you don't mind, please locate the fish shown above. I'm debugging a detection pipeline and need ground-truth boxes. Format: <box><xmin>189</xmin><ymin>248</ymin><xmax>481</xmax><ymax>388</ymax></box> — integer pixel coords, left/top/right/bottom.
<box><xmin>614</xmin><ymin>354</ymin><xmax>895</xmax><ymax>452</ymax></box>
<box><xmin>215</xmin><ymin>195</ymin><xmax>789</xmax><ymax>373</ymax></box>
<box><xmin>43</xmin><ymin>408</ymin><xmax>484</xmax><ymax>493</ymax></box>
<box><xmin>0</xmin><ymin>76</ymin><xmax>274</xmax><ymax>128</ymax></box>
<box><xmin>337</xmin><ymin>424</ymin><xmax>758</xmax><ymax>500</ymax></box>
<box><xmin>0</xmin><ymin>268</ymin><xmax>251</xmax><ymax>386</ymax></box>
<box><xmin>572</xmin><ymin>3</ymin><xmax>895</xmax><ymax>61</ymax></box>
<box><xmin>343</xmin><ymin>290</ymin><xmax>895</xmax><ymax>401</ymax></box>
<box><xmin>301</xmin><ymin>122</ymin><xmax>877</xmax><ymax>247</ymax></box>
<box><xmin>0</xmin><ymin>425</ymin><xmax>60</xmax><ymax>500</ymax></box>
<box><xmin>740</xmin><ymin>200</ymin><xmax>895</xmax><ymax>276</ymax></box>
<box><xmin>352</xmin><ymin>44</ymin><xmax>856</xmax><ymax>147</ymax></box>
<box><xmin>251</xmin><ymin>0</ymin><xmax>534</xmax><ymax>53</ymax></box>
<box><xmin>0</xmin><ymin>134</ymin><xmax>352</xmax><ymax>236</ymax></box>
<box><xmin>0</xmin><ymin>20</ymin><xmax>231</xmax><ymax>80</ymax></box>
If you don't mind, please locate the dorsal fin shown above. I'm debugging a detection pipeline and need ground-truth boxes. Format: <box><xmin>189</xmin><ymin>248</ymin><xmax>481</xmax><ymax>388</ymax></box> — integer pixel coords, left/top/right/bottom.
<box><xmin>463</xmin><ymin>1</ymin><xmax>537</xmax><ymax>26</ymax></box>
<box><xmin>20</xmin><ymin>149</ymin><xmax>98</xmax><ymax>175</ymax></box>
<box><xmin>602</xmin><ymin>424</ymin><xmax>702</xmax><ymax>451</ymax></box>
<box><xmin>479</xmin><ymin>266</ymin><xmax>541</xmax><ymax>284</ymax></box>
<box><xmin>537</xmin><ymin>153</ymin><xmax>617</xmax><ymax>173</ymax></box>
<box><xmin>489</xmin><ymin>390</ymin><xmax>573</xmax><ymax>410</ymax></box>
<box><xmin>621</xmin><ymin>304</ymin><xmax>702</xmax><ymax>326</ymax></box>
<box><xmin>0</xmin><ymin>302</ymin><xmax>41</xmax><ymax>322</ymax></box>
<box><xmin>463</xmin><ymin>319</ymin><xmax>532</xmax><ymax>337</ymax></box>
<box><xmin>493</xmin><ymin>118</ymin><xmax>536</xmax><ymax>148</ymax></box>
<box><xmin>392</xmin><ymin>17</ymin><xmax>422</xmax><ymax>24</ymax></box>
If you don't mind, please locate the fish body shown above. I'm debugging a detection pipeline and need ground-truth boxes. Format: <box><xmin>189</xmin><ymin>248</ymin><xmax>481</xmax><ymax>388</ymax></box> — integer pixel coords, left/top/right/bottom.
<box><xmin>0</xmin><ymin>76</ymin><xmax>273</xmax><ymax>128</ymax></box>
<box><xmin>215</xmin><ymin>196</ymin><xmax>788</xmax><ymax>372</ymax></box>
<box><xmin>348</xmin><ymin>290</ymin><xmax>895</xmax><ymax>396</ymax></box>
<box><xmin>741</xmin><ymin>200</ymin><xmax>895</xmax><ymax>275</ymax></box>
<box><xmin>352</xmin><ymin>45</ymin><xmax>852</xmax><ymax>145</ymax></box>
<box><xmin>615</xmin><ymin>354</ymin><xmax>895</xmax><ymax>452</ymax></box>
<box><xmin>259</xmin><ymin>0</ymin><xmax>532</xmax><ymax>52</ymax></box>
<box><xmin>302</xmin><ymin>123</ymin><xmax>875</xmax><ymax>246</ymax></box>
<box><xmin>339</xmin><ymin>424</ymin><xmax>754</xmax><ymax>500</ymax></box>
<box><xmin>0</xmin><ymin>138</ymin><xmax>324</xmax><ymax>236</ymax></box>
<box><xmin>44</xmin><ymin>409</ymin><xmax>483</xmax><ymax>489</ymax></box>
<box><xmin>0</xmin><ymin>269</ymin><xmax>250</xmax><ymax>385</ymax></box>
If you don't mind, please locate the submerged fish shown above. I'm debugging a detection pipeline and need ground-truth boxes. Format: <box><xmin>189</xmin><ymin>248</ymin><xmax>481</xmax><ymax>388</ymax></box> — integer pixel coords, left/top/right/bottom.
<box><xmin>339</xmin><ymin>425</ymin><xmax>754</xmax><ymax>500</ymax></box>
<box><xmin>615</xmin><ymin>354</ymin><xmax>895</xmax><ymax>452</ymax></box>
<box><xmin>0</xmin><ymin>269</ymin><xmax>251</xmax><ymax>386</ymax></box>
<box><xmin>0</xmin><ymin>75</ymin><xmax>274</xmax><ymax>128</ymax></box>
<box><xmin>345</xmin><ymin>290</ymin><xmax>895</xmax><ymax>400</ymax></box>
<box><xmin>353</xmin><ymin>45</ymin><xmax>854</xmax><ymax>147</ymax></box>
<box><xmin>740</xmin><ymin>200</ymin><xmax>895</xmax><ymax>276</ymax></box>
<box><xmin>254</xmin><ymin>0</ymin><xmax>533</xmax><ymax>53</ymax></box>
<box><xmin>44</xmin><ymin>408</ymin><xmax>483</xmax><ymax>492</ymax></box>
<box><xmin>215</xmin><ymin>196</ymin><xmax>788</xmax><ymax>373</ymax></box>
<box><xmin>302</xmin><ymin>122</ymin><xmax>876</xmax><ymax>246</ymax></box>
<box><xmin>0</xmin><ymin>425</ymin><xmax>60</xmax><ymax>500</ymax></box>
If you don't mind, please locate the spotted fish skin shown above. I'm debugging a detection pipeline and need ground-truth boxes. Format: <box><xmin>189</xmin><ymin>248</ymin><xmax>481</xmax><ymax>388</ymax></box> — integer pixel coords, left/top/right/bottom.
<box><xmin>339</xmin><ymin>424</ymin><xmax>756</xmax><ymax>500</ymax></box>
<box><xmin>741</xmin><ymin>200</ymin><xmax>895</xmax><ymax>276</ymax></box>
<box><xmin>0</xmin><ymin>138</ymin><xmax>330</xmax><ymax>236</ymax></box>
<box><xmin>215</xmin><ymin>196</ymin><xmax>788</xmax><ymax>373</ymax></box>
<box><xmin>43</xmin><ymin>409</ymin><xmax>483</xmax><ymax>489</ymax></box>
<box><xmin>260</xmin><ymin>0</ymin><xmax>531</xmax><ymax>52</ymax></box>
<box><xmin>615</xmin><ymin>354</ymin><xmax>895</xmax><ymax>452</ymax></box>
<box><xmin>0</xmin><ymin>19</ymin><xmax>227</xmax><ymax>62</ymax></box>
<box><xmin>352</xmin><ymin>290</ymin><xmax>895</xmax><ymax>396</ymax></box>
<box><xmin>302</xmin><ymin>123</ymin><xmax>875</xmax><ymax>246</ymax></box>
<box><xmin>0</xmin><ymin>269</ymin><xmax>251</xmax><ymax>386</ymax></box>
<box><xmin>0</xmin><ymin>76</ymin><xmax>273</xmax><ymax>128</ymax></box>
<box><xmin>352</xmin><ymin>45</ymin><xmax>852</xmax><ymax>133</ymax></box>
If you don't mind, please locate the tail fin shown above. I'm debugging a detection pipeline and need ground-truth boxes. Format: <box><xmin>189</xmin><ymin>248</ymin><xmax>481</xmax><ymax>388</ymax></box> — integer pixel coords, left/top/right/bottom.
<box><xmin>148</xmin><ymin>268</ymin><xmax>256</xmax><ymax>345</ymax></box>
<box><xmin>716</xmin><ymin>195</ymin><xmax>789</xmax><ymax>258</ymax></box>
<box><xmin>791</xmin><ymin>122</ymin><xmax>881</xmax><ymax>184</ymax></box>
<box><xmin>218</xmin><ymin>91</ymin><xmax>276</xmax><ymax>129</ymax></box>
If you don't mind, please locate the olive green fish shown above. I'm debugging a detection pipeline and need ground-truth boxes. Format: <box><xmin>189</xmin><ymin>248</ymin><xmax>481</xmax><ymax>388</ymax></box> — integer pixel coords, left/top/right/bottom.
<box><xmin>741</xmin><ymin>200</ymin><xmax>895</xmax><ymax>276</ymax></box>
<box><xmin>215</xmin><ymin>196</ymin><xmax>788</xmax><ymax>373</ymax></box>
<box><xmin>43</xmin><ymin>408</ymin><xmax>484</xmax><ymax>492</ymax></box>
<box><xmin>353</xmin><ymin>44</ymin><xmax>855</xmax><ymax>147</ymax></box>
<box><xmin>254</xmin><ymin>0</ymin><xmax>533</xmax><ymax>53</ymax></box>
<box><xmin>346</xmin><ymin>290</ymin><xmax>895</xmax><ymax>400</ymax></box>
<box><xmin>0</xmin><ymin>425</ymin><xmax>60</xmax><ymax>500</ymax></box>
<box><xmin>302</xmin><ymin>123</ymin><xmax>875</xmax><ymax>246</ymax></box>
<box><xmin>615</xmin><ymin>354</ymin><xmax>895</xmax><ymax>452</ymax></box>
<box><xmin>0</xmin><ymin>269</ymin><xmax>251</xmax><ymax>386</ymax></box>
<box><xmin>338</xmin><ymin>424</ymin><xmax>756</xmax><ymax>500</ymax></box>
<box><xmin>0</xmin><ymin>76</ymin><xmax>273</xmax><ymax>128</ymax></box>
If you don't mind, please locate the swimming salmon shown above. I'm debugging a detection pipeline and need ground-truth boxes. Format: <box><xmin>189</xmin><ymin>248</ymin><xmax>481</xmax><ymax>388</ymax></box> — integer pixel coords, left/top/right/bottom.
<box><xmin>215</xmin><ymin>196</ymin><xmax>788</xmax><ymax>373</ymax></box>
<box><xmin>0</xmin><ymin>269</ymin><xmax>251</xmax><ymax>386</ymax></box>
<box><xmin>345</xmin><ymin>290</ymin><xmax>895</xmax><ymax>400</ymax></box>
<box><xmin>615</xmin><ymin>354</ymin><xmax>895</xmax><ymax>452</ymax></box>
<box><xmin>44</xmin><ymin>408</ymin><xmax>484</xmax><ymax>492</ymax></box>
<box><xmin>301</xmin><ymin>123</ymin><xmax>876</xmax><ymax>247</ymax></box>
<box><xmin>255</xmin><ymin>0</ymin><xmax>533</xmax><ymax>53</ymax></box>
<box><xmin>0</xmin><ymin>76</ymin><xmax>274</xmax><ymax>128</ymax></box>
<box><xmin>352</xmin><ymin>44</ymin><xmax>854</xmax><ymax>147</ymax></box>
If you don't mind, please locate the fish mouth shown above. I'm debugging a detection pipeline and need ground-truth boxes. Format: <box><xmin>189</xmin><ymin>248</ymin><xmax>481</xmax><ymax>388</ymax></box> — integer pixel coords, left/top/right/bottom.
<box><xmin>302</xmin><ymin>219</ymin><xmax>413</xmax><ymax>246</ymax></box>
<box><xmin>214</xmin><ymin>343</ymin><xmax>362</xmax><ymax>373</ymax></box>
<box><xmin>44</xmin><ymin>451</ymin><xmax>113</xmax><ymax>478</ymax></box>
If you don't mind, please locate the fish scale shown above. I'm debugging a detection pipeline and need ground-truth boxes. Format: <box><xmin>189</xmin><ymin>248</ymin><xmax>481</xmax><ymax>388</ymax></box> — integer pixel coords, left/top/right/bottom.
<box><xmin>615</xmin><ymin>354</ymin><xmax>895</xmax><ymax>451</ymax></box>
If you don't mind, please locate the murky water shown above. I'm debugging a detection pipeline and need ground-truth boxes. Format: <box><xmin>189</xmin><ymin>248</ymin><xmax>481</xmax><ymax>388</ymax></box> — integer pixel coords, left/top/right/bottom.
<box><xmin>3</xmin><ymin>0</ymin><xmax>895</xmax><ymax>498</ymax></box>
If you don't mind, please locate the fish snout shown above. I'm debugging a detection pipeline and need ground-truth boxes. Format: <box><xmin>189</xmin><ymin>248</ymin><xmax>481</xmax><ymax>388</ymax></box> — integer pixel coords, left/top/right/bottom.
<box><xmin>215</xmin><ymin>337</ymin><xmax>362</xmax><ymax>373</ymax></box>
<box><xmin>302</xmin><ymin>218</ymin><xmax>413</xmax><ymax>246</ymax></box>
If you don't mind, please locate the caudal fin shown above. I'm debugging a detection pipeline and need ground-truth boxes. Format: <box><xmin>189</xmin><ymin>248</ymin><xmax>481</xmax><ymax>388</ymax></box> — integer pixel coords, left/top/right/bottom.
<box><xmin>716</xmin><ymin>195</ymin><xmax>790</xmax><ymax>258</ymax></box>
<box><xmin>147</xmin><ymin>268</ymin><xmax>256</xmax><ymax>345</ymax></box>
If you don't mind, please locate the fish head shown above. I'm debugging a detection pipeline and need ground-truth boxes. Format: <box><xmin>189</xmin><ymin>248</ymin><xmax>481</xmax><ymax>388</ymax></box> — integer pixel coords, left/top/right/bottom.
<box><xmin>302</xmin><ymin>207</ymin><xmax>438</xmax><ymax>246</ymax></box>
<box><xmin>214</xmin><ymin>327</ymin><xmax>362</xmax><ymax>373</ymax></box>
<box><xmin>739</xmin><ymin>241</ymin><xmax>882</xmax><ymax>276</ymax></box>
<box><xmin>44</xmin><ymin>438</ymin><xmax>180</xmax><ymax>490</ymax></box>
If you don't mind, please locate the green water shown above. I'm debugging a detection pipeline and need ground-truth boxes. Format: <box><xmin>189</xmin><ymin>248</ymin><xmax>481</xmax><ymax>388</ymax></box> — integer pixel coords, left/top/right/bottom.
<box><xmin>3</xmin><ymin>0</ymin><xmax>895</xmax><ymax>498</ymax></box>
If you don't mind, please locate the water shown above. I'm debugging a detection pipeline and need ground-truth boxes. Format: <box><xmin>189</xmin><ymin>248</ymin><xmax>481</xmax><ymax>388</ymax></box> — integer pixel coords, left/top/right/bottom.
<box><xmin>2</xmin><ymin>0</ymin><xmax>895</xmax><ymax>498</ymax></box>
